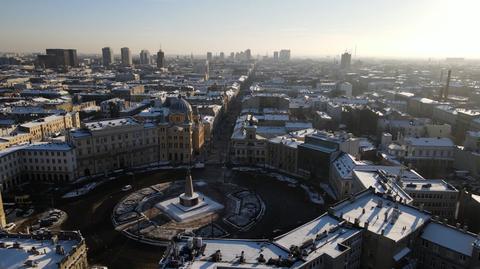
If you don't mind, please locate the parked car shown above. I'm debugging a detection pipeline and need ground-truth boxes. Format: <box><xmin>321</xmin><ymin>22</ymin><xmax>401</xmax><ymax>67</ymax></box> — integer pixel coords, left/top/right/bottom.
<box><xmin>121</xmin><ymin>185</ymin><xmax>133</xmax><ymax>192</ymax></box>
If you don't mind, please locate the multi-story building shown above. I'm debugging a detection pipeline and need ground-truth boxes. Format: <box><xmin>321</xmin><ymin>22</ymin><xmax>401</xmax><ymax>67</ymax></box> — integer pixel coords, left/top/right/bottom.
<box><xmin>0</xmin><ymin>231</ymin><xmax>88</xmax><ymax>269</ymax></box>
<box><xmin>102</xmin><ymin>47</ymin><xmax>114</xmax><ymax>66</ymax></box>
<box><xmin>279</xmin><ymin>49</ymin><xmax>291</xmax><ymax>61</ymax></box>
<box><xmin>329</xmin><ymin>153</ymin><xmax>367</xmax><ymax>199</ymax></box>
<box><xmin>455</xmin><ymin>109</ymin><xmax>480</xmax><ymax>141</ymax></box>
<box><xmin>433</xmin><ymin>105</ymin><xmax>458</xmax><ymax>126</ymax></box>
<box><xmin>68</xmin><ymin>118</ymin><xmax>158</xmax><ymax>177</ymax></box>
<box><xmin>37</xmin><ymin>49</ymin><xmax>78</xmax><ymax>68</ymax></box>
<box><xmin>157</xmin><ymin>49</ymin><xmax>165</xmax><ymax>68</ymax></box>
<box><xmin>164</xmin><ymin>188</ymin><xmax>479</xmax><ymax>269</ymax></box>
<box><xmin>454</xmin><ymin>131</ymin><xmax>480</xmax><ymax>177</ymax></box>
<box><xmin>121</xmin><ymin>47</ymin><xmax>132</xmax><ymax>66</ymax></box>
<box><xmin>298</xmin><ymin>131</ymin><xmax>360</xmax><ymax>182</ymax></box>
<box><xmin>417</xmin><ymin>221</ymin><xmax>480</xmax><ymax>269</ymax></box>
<box><xmin>402</xmin><ymin>179</ymin><xmax>459</xmax><ymax>221</ymax></box>
<box><xmin>18</xmin><ymin>112</ymin><xmax>80</xmax><ymax>142</ymax></box>
<box><xmin>330</xmin><ymin>190</ymin><xmax>431</xmax><ymax>269</ymax></box>
<box><xmin>231</xmin><ymin>119</ymin><xmax>267</xmax><ymax>165</ymax></box>
<box><xmin>340</xmin><ymin>52</ymin><xmax>352</xmax><ymax>69</ymax></box>
<box><xmin>387</xmin><ymin>137</ymin><xmax>455</xmax><ymax>176</ymax></box>
<box><xmin>266</xmin><ymin>135</ymin><xmax>301</xmax><ymax>176</ymax></box>
<box><xmin>140</xmin><ymin>49</ymin><xmax>151</xmax><ymax>65</ymax></box>
<box><xmin>0</xmin><ymin>143</ymin><xmax>78</xmax><ymax>191</ymax></box>
<box><xmin>162</xmin><ymin>214</ymin><xmax>363</xmax><ymax>269</ymax></box>
<box><xmin>69</xmin><ymin>97</ymin><xmax>204</xmax><ymax>177</ymax></box>
<box><xmin>408</xmin><ymin>97</ymin><xmax>438</xmax><ymax>118</ymax></box>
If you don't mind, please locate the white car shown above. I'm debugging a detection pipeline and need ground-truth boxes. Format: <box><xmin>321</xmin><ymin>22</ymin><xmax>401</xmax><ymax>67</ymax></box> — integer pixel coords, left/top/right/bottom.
<box><xmin>121</xmin><ymin>185</ymin><xmax>133</xmax><ymax>192</ymax></box>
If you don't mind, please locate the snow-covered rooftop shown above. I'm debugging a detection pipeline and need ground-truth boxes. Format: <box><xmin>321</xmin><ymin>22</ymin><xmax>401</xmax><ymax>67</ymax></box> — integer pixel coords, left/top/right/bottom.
<box><xmin>0</xmin><ymin>234</ymin><xmax>82</xmax><ymax>269</ymax></box>
<box><xmin>404</xmin><ymin>137</ymin><xmax>455</xmax><ymax>147</ymax></box>
<box><xmin>402</xmin><ymin>179</ymin><xmax>457</xmax><ymax>192</ymax></box>
<box><xmin>332</xmin><ymin>153</ymin><xmax>367</xmax><ymax>179</ymax></box>
<box><xmin>187</xmin><ymin>239</ymin><xmax>288</xmax><ymax>269</ymax></box>
<box><xmin>84</xmin><ymin>117</ymin><xmax>139</xmax><ymax>131</ymax></box>
<box><xmin>332</xmin><ymin>190</ymin><xmax>430</xmax><ymax>242</ymax></box>
<box><xmin>353</xmin><ymin>170</ymin><xmax>412</xmax><ymax>203</ymax></box>
<box><xmin>421</xmin><ymin>222</ymin><xmax>478</xmax><ymax>256</ymax></box>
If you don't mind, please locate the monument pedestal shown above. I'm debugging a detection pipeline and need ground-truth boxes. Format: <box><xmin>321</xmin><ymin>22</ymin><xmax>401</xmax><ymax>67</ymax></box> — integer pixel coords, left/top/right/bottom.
<box><xmin>156</xmin><ymin>192</ymin><xmax>224</xmax><ymax>222</ymax></box>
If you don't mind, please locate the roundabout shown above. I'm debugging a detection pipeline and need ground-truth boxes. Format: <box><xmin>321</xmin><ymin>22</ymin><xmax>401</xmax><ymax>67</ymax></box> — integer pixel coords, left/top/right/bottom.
<box><xmin>112</xmin><ymin>169</ymin><xmax>266</xmax><ymax>246</ymax></box>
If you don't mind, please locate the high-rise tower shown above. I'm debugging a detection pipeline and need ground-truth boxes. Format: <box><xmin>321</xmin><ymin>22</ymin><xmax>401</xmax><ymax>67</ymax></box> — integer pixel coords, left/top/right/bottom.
<box><xmin>340</xmin><ymin>52</ymin><xmax>352</xmax><ymax>69</ymax></box>
<box><xmin>140</xmin><ymin>49</ymin><xmax>151</xmax><ymax>65</ymax></box>
<box><xmin>102</xmin><ymin>47</ymin><xmax>114</xmax><ymax>66</ymax></box>
<box><xmin>121</xmin><ymin>47</ymin><xmax>132</xmax><ymax>66</ymax></box>
<box><xmin>157</xmin><ymin>49</ymin><xmax>165</xmax><ymax>68</ymax></box>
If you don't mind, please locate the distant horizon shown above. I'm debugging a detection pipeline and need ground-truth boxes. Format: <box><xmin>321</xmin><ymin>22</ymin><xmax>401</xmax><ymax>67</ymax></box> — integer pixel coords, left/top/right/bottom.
<box><xmin>2</xmin><ymin>0</ymin><xmax>480</xmax><ymax>59</ymax></box>
<box><xmin>1</xmin><ymin>50</ymin><xmax>476</xmax><ymax>61</ymax></box>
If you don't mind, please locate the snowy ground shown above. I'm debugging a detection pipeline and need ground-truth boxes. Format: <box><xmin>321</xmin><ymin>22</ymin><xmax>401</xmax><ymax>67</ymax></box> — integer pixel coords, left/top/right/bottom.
<box><xmin>62</xmin><ymin>182</ymin><xmax>99</xmax><ymax>198</ymax></box>
<box><xmin>300</xmin><ymin>184</ymin><xmax>324</xmax><ymax>205</ymax></box>
<box><xmin>319</xmin><ymin>183</ymin><xmax>337</xmax><ymax>200</ymax></box>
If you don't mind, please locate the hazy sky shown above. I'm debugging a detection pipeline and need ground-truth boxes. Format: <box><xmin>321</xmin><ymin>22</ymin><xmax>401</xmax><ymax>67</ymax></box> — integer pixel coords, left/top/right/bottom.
<box><xmin>1</xmin><ymin>0</ymin><xmax>479</xmax><ymax>58</ymax></box>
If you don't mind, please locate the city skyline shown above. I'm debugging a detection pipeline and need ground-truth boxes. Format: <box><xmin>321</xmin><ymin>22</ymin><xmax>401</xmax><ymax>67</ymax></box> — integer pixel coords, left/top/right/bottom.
<box><xmin>2</xmin><ymin>0</ymin><xmax>480</xmax><ymax>59</ymax></box>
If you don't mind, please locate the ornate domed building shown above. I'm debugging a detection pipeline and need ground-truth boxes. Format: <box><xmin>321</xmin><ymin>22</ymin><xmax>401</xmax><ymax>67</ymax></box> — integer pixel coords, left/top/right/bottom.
<box><xmin>157</xmin><ymin>96</ymin><xmax>205</xmax><ymax>164</ymax></box>
<box><xmin>168</xmin><ymin>95</ymin><xmax>194</xmax><ymax>123</ymax></box>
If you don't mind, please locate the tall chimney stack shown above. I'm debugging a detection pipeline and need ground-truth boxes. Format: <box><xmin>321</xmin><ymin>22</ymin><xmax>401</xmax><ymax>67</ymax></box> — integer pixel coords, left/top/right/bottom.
<box><xmin>444</xmin><ymin>69</ymin><xmax>451</xmax><ymax>101</ymax></box>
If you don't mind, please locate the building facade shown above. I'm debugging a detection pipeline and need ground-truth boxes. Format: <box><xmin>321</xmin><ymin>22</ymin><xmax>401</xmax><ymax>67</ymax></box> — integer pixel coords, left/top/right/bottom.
<box><xmin>69</xmin><ymin>97</ymin><xmax>205</xmax><ymax>177</ymax></box>
<box><xmin>0</xmin><ymin>143</ymin><xmax>78</xmax><ymax>191</ymax></box>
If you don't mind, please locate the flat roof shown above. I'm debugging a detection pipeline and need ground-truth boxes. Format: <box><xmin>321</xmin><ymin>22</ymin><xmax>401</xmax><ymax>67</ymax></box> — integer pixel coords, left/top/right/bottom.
<box><xmin>84</xmin><ymin>117</ymin><xmax>140</xmax><ymax>131</ymax></box>
<box><xmin>188</xmin><ymin>239</ymin><xmax>288</xmax><ymax>269</ymax></box>
<box><xmin>421</xmin><ymin>222</ymin><xmax>478</xmax><ymax>256</ymax></box>
<box><xmin>401</xmin><ymin>179</ymin><xmax>457</xmax><ymax>192</ymax></box>
<box><xmin>20</xmin><ymin>114</ymin><xmax>66</xmax><ymax>128</ymax></box>
<box><xmin>353</xmin><ymin>170</ymin><xmax>412</xmax><ymax>203</ymax></box>
<box><xmin>332</xmin><ymin>190</ymin><xmax>430</xmax><ymax>242</ymax></box>
<box><xmin>274</xmin><ymin>214</ymin><xmax>362</xmax><ymax>260</ymax></box>
<box><xmin>404</xmin><ymin>137</ymin><xmax>455</xmax><ymax>147</ymax></box>
<box><xmin>0</xmin><ymin>234</ymin><xmax>81</xmax><ymax>269</ymax></box>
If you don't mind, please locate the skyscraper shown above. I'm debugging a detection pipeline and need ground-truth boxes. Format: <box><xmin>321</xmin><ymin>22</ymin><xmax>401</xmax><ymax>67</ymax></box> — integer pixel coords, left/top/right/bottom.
<box><xmin>157</xmin><ymin>49</ymin><xmax>165</xmax><ymax>68</ymax></box>
<box><xmin>273</xmin><ymin>51</ymin><xmax>279</xmax><ymax>61</ymax></box>
<box><xmin>279</xmin><ymin>49</ymin><xmax>291</xmax><ymax>61</ymax></box>
<box><xmin>245</xmin><ymin>49</ymin><xmax>252</xmax><ymax>60</ymax></box>
<box><xmin>219</xmin><ymin>52</ymin><xmax>225</xmax><ymax>60</ymax></box>
<box><xmin>340</xmin><ymin>52</ymin><xmax>352</xmax><ymax>69</ymax></box>
<box><xmin>121</xmin><ymin>47</ymin><xmax>132</xmax><ymax>66</ymax></box>
<box><xmin>37</xmin><ymin>49</ymin><xmax>78</xmax><ymax>68</ymax></box>
<box><xmin>140</xmin><ymin>49</ymin><xmax>151</xmax><ymax>65</ymax></box>
<box><xmin>102</xmin><ymin>47</ymin><xmax>114</xmax><ymax>66</ymax></box>
<box><xmin>206</xmin><ymin>52</ymin><xmax>213</xmax><ymax>61</ymax></box>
